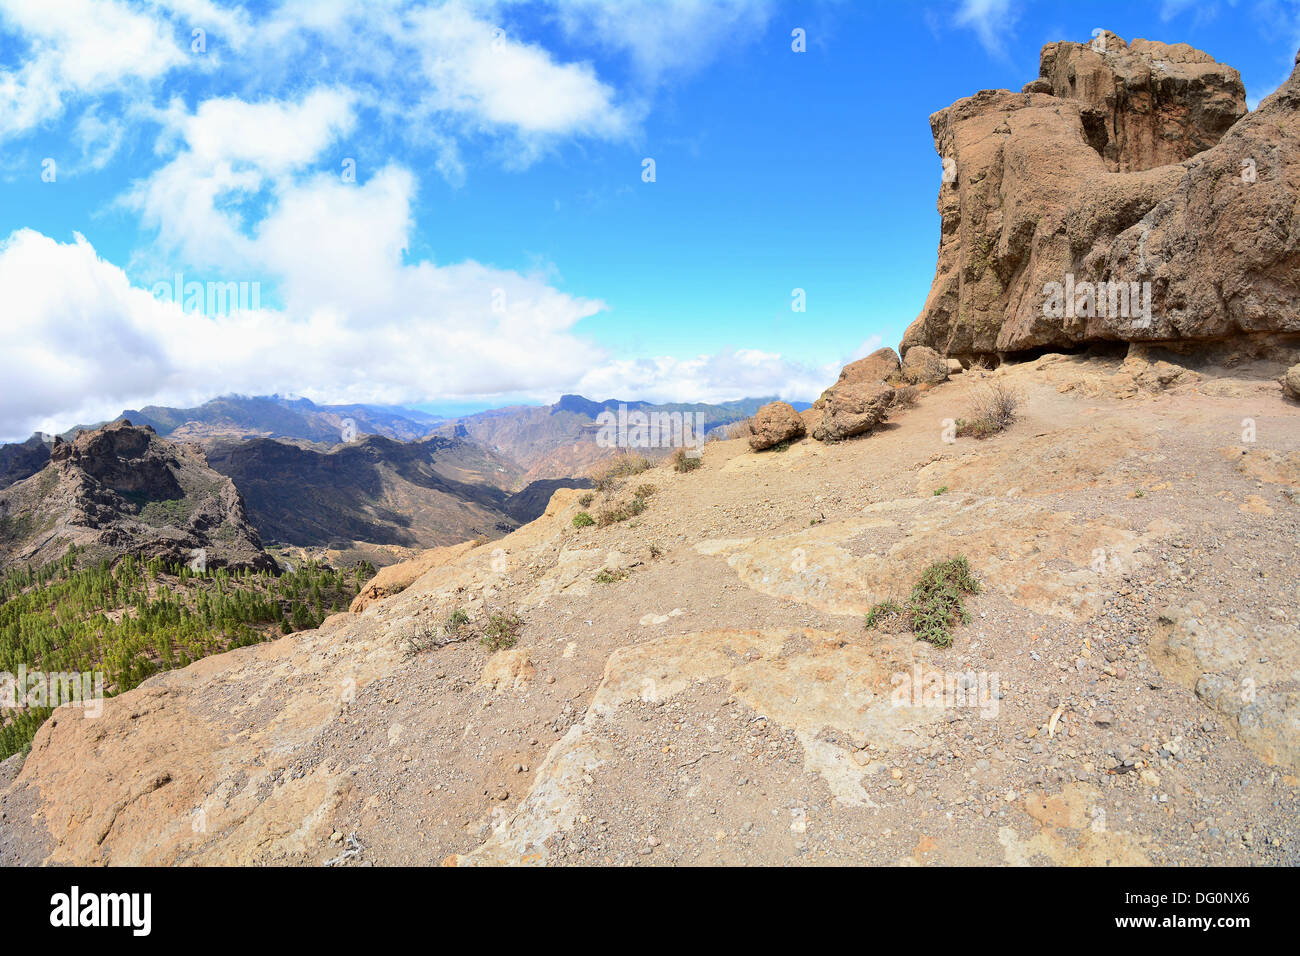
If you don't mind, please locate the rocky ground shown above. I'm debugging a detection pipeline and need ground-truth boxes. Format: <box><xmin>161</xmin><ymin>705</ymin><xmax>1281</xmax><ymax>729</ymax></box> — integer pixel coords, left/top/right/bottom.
<box><xmin>1</xmin><ymin>348</ymin><xmax>1296</xmax><ymax>866</ymax></box>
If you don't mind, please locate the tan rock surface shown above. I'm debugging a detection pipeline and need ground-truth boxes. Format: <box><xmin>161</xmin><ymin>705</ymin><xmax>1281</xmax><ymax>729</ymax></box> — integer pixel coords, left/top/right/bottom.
<box><xmin>903</xmin><ymin>33</ymin><xmax>1299</xmax><ymax>359</ymax></box>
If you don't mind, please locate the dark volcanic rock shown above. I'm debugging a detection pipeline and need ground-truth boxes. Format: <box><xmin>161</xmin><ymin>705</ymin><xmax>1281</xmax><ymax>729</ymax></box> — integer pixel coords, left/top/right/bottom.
<box><xmin>0</xmin><ymin>435</ymin><xmax>52</xmax><ymax>491</ymax></box>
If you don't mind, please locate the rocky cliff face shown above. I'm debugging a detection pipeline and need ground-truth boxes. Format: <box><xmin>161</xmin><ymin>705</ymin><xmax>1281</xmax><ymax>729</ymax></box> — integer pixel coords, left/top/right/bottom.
<box><xmin>903</xmin><ymin>33</ymin><xmax>1299</xmax><ymax>361</ymax></box>
<box><xmin>0</xmin><ymin>420</ymin><xmax>273</xmax><ymax>572</ymax></box>
<box><xmin>0</xmin><ymin>435</ymin><xmax>51</xmax><ymax>491</ymax></box>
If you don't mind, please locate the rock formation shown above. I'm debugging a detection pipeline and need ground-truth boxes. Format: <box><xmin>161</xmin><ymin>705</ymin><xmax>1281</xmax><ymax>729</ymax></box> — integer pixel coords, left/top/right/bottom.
<box><xmin>903</xmin><ymin>33</ymin><xmax>1299</xmax><ymax>362</ymax></box>
<box><xmin>0</xmin><ymin>420</ymin><xmax>274</xmax><ymax>572</ymax></box>
<box><xmin>0</xmin><ymin>434</ymin><xmax>51</xmax><ymax>491</ymax></box>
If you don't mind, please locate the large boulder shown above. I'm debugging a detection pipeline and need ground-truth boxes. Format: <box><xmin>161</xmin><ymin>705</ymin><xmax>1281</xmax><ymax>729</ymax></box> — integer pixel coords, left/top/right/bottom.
<box><xmin>748</xmin><ymin>401</ymin><xmax>806</xmax><ymax>451</ymax></box>
<box><xmin>902</xmin><ymin>346</ymin><xmax>949</xmax><ymax>385</ymax></box>
<box><xmin>901</xmin><ymin>32</ymin><xmax>1299</xmax><ymax>361</ymax></box>
<box><xmin>831</xmin><ymin>347</ymin><xmax>900</xmax><ymax>389</ymax></box>
<box><xmin>811</xmin><ymin>382</ymin><xmax>895</xmax><ymax>442</ymax></box>
<box><xmin>1284</xmin><ymin>364</ymin><xmax>1300</xmax><ymax>401</ymax></box>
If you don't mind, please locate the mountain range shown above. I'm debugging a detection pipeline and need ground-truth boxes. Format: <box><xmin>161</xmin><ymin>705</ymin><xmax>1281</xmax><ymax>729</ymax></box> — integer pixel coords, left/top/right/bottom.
<box><xmin>0</xmin><ymin>392</ymin><xmax>795</xmax><ymax>567</ymax></box>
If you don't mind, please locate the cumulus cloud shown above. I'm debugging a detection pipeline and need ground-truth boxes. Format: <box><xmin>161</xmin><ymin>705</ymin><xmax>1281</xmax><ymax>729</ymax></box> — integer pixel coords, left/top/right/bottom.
<box><xmin>408</xmin><ymin>2</ymin><xmax>629</xmax><ymax>140</ymax></box>
<box><xmin>126</xmin><ymin>89</ymin><xmax>357</xmax><ymax>269</ymax></box>
<box><xmin>572</xmin><ymin>349</ymin><xmax>829</xmax><ymax>407</ymax></box>
<box><xmin>0</xmin><ymin>2</ymin><xmax>820</xmax><ymax>440</ymax></box>
<box><xmin>0</xmin><ymin>0</ymin><xmax>185</xmax><ymax>139</ymax></box>
<box><xmin>0</xmin><ymin>226</ymin><xmax>610</xmax><ymax>440</ymax></box>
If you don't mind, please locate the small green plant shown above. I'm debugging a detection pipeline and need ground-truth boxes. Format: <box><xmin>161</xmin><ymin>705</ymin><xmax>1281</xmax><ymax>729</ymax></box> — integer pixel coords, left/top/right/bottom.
<box><xmin>907</xmin><ymin>557</ymin><xmax>981</xmax><ymax>648</ymax></box>
<box><xmin>671</xmin><ymin>448</ymin><xmax>702</xmax><ymax>472</ymax></box>
<box><xmin>446</xmin><ymin>608</ymin><xmax>470</xmax><ymax>628</ymax></box>
<box><xmin>479</xmin><ymin>610</ymin><xmax>522</xmax><ymax>651</ymax></box>
<box><xmin>572</xmin><ymin>511</ymin><xmax>595</xmax><ymax>528</ymax></box>
<box><xmin>594</xmin><ymin>567</ymin><xmax>630</xmax><ymax>584</ymax></box>
<box><xmin>865</xmin><ymin>599</ymin><xmax>905</xmax><ymax>630</ymax></box>
<box><xmin>864</xmin><ymin>557</ymin><xmax>980</xmax><ymax>648</ymax></box>
<box><xmin>1134</xmin><ymin>489</ymin><xmax>1146</xmax><ymax>498</ymax></box>
<box><xmin>933</xmin><ymin>486</ymin><xmax>949</xmax><ymax>496</ymax></box>
<box><xmin>596</xmin><ymin>494</ymin><xmax>648</xmax><ymax>527</ymax></box>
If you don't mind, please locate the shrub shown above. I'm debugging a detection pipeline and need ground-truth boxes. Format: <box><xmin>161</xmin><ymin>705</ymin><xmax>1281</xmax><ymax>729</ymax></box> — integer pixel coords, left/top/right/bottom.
<box><xmin>671</xmin><ymin>448</ymin><xmax>702</xmax><ymax>472</ymax></box>
<box><xmin>892</xmin><ymin>385</ymin><xmax>920</xmax><ymax>409</ymax></box>
<box><xmin>592</xmin><ymin>454</ymin><xmax>655</xmax><ymax>493</ymax></box>
<box><xmin>634</xmin><ymin>483</ymin><xmax>657</xmax><ymax>499</ymax></box>
<box><xmin>400</xmin><ymin>607</ymin><xmax>472</xmax><ymax>657</ymax></box>
<box><xmin>906</xmin><ymin>557</ymin><xmax>981</xmax><ymax>648</ymax></box>
<box><xmin>479</xmin><ymin>610</ymin><xmax>523</xmax><ymax>652</ymax></box>
<box><xmin>594</xmin><ymin>567</ymin><xmax>630</xmax><ymax>584</ymax></box>
<box><xmin>865</xmin><ymin>599</ymin><xmax>905</xmax><ymax>630</ymax></box>
<box><xmin>956</xmin><ymin>381</ymin><xmax>1022</xmax><ymax>438</ymax></box>
<box><xmin>578</xmin><ymin>493</ymin><xmax>594</xmax><ymax>507</ymax></box>
<box><xmin>648</xmin><ymin>542</ymin><xmax>663</xmax><ymax>559</ymax></box>
<box><xmin>719</xmin><ymin>418</ymin><xmax>755</xmax><ymax>441</ymax></box>
<box><xmin>572</xmin><ymin>511</ymin><xmax>595</xmax><ymax>528</ymax></box>
<box><xmin>596</xmin><ymin>494</ymin><xmax>648</xmax><ymax>527</ymax></box>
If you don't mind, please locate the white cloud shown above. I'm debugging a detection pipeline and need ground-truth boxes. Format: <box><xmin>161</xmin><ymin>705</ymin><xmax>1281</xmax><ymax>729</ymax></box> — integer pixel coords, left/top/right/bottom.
<box><xmin>547</xmin><ymin>0</ymin><xmax>773</xmax><ymax>80</ymax></box>
<box><xmin>126</xmin><ymin>89</ymin><xmax>356</xmax><ymax>269</ymax></box>
<box><xmin>952</xmin><ymin>0</ymin><xmax>1019</xmax><ymax>59</ymax></box>
<box><xmin>573</xmin><ymin>349</ymin><xmax>828</xmax><ymax>406</ymax></box>
<box><xmin>0</xmin><ymin>226</ymin><xmax>611</xmax><ymax>440</ymax></box>
<box><xmin>0</xmin><ymin>0</ymin><xmax>185</xmax><ymax>138</ymax></box>
<box><xmin>408</xmin><ymin>2</ymin><xmax>629</xmax><ymax>140</ymax></box>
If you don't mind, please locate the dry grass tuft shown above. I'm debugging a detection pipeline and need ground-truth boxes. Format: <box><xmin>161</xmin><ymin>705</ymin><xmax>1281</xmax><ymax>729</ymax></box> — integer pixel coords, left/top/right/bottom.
<box><xmin>956</xmin><ymin>381</ymin><xmax>1022</xmax><ymax>438</ymax></box>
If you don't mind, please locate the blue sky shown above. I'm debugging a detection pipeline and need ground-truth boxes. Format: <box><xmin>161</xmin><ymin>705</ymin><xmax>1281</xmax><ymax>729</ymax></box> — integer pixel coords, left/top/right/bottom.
<box><xmin>2</xmin><ymin>0</ymin><xmax>1298</xmax><ymax>441</ymax></box>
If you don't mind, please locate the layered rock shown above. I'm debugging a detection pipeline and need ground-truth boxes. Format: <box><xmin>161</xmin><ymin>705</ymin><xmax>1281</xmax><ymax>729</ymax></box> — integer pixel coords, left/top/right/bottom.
<box><xmin>903</xmin><ymin>33</ymin><xmax>1299</xmax><ymax>361</ymax></box>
